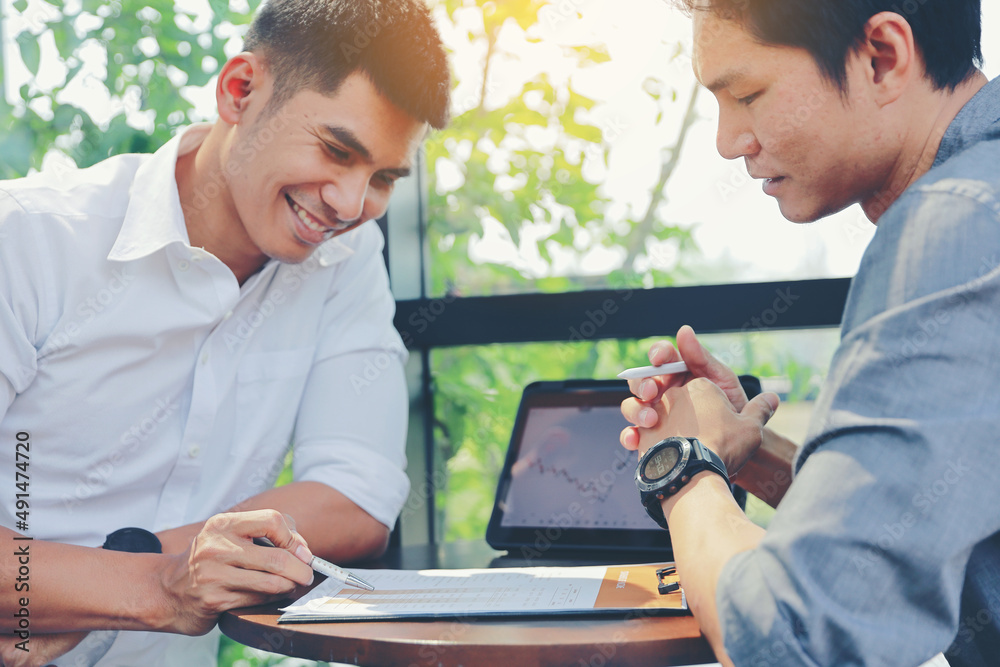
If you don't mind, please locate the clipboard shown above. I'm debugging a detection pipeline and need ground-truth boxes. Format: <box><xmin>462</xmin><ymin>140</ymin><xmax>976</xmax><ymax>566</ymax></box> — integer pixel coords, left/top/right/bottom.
<box><xmin>277</xmin><ymin>563</ymin><xmax>686</xmax><ymax>623</ymax></box>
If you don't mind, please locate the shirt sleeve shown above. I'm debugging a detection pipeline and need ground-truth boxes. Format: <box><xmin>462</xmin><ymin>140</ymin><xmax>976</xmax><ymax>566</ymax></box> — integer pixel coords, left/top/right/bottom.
<box><xmin>718</xmin><ymin>183</ymin><xmax>1000</xmax><ymax>666</ymax></box>
<box><xmin>291</xmin><ymin>224</ymin><xmax>410</xmax><ymax>529</ymax></box>
<box><xmin>0</xmin><ymin>189</ymin><xmax>44</xmax><ymax>425</ymax></box>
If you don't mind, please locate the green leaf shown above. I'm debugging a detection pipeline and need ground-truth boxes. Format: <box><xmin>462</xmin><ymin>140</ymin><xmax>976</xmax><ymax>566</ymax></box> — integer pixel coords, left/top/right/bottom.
<box><xmin>0</xmin><ymin>122</ymin><xmax>35</xmax><ymax>177</ymax></box>
<box><xmin>208</xmin><ymin>0</ymin><xmax>229</xmax><ymax>20</ymax></box>
<box><xmin>52</xmin><ymin>23</ymin><xmax>82</xmax><ymax>60</ymax></box>
<box><xmin>16</xmin><ymin>31</ymin><xmax>41</xmax><ymax>76</ymax></box>
<box><xmin>52</xmin><ymin>104</ymin><xmax>80</xmax><ymax>133</ymax></box>
<box><xmin>12</xmin><ymin>0</ymin><xmax>27</xmax><ymax>11</ymax></box>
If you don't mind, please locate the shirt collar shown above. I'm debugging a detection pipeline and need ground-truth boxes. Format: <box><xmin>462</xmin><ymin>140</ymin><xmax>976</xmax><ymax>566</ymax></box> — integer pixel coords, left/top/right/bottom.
<box><xmin>934</xmin><ymin>76</ymin><xmax>1000</xmax><ymax>169</ymax></box>
<box><xmin>109</xmin><ymin>124</ymin><xmax>209</xmax><ymax>262</ymax></box>
<box><xmin>108</xmin><ymin>123</ymin><xmax>356</xmax><ymax>268</ymax></box>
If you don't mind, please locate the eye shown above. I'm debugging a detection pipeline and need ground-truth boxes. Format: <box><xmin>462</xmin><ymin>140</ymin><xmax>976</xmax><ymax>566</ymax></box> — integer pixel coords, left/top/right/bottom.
<box><xmin>736</xmin><ymin>91</ymin><xmax>761</xmax><ymax>106</ymax></box>
<box><xmin>325</xmin><ymin>143</ymin><xmax>350</xmax><ymax>160</ymax></box>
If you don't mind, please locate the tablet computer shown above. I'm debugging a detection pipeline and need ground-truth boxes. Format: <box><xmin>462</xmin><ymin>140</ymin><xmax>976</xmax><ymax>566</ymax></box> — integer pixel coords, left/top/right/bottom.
<box><xmin>485</xmin><ymin>379</ymin><xmax>672</xmax><ymax>559</ymax></box>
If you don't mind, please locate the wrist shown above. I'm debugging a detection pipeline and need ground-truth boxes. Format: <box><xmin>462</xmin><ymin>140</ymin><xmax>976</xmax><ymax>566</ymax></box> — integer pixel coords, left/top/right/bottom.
<box><xmin>660</xmin><ymin>470</ymin><xmax>732</xmax><ymax>523</ymax></box>
<box><xmin>93</xmin><ymin>551</ymin><xmax>176</xmax><ymax>632</ymax></box>
<box><xmin>156</xmin><ymin>524</ymin><xmax>199</xmax><ymax>555</ymax></box>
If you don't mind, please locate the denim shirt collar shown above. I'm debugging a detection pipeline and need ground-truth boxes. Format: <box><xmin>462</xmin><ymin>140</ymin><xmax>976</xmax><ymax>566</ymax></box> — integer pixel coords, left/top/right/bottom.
<box><xmin>934</xmin><ymin>76</ymin><xmax>1000</xmax><ymax>169</ymax></box>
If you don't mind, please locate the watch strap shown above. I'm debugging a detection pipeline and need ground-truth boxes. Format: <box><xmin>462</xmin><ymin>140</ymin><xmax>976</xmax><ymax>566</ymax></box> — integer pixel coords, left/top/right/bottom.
<box><xmin>102</xmin><ymin>527</ymin><xmax>162</xmax><ymax>553</ymax></box>
<box><xmin>637</xmin><ymin>437</ymin><xmax>730</xmax><ymax>530</ymax></box>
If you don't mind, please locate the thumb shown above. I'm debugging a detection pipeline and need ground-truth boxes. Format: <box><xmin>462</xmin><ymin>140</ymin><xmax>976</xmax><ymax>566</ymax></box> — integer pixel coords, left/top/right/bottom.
<box><xmin>677</xmin><ymin>325</ymin><xmax>747</xmax><ymax>409</ymax></box>
<box><xmin>741</xmin><ymin>391</ymin><xmax>780</xmax><ymax>427</ymax></box>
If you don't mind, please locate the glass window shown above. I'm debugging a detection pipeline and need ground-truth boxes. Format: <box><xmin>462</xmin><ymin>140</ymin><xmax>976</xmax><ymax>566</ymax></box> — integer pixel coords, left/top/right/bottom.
<box><xmin>431</xmin><ymin>328</ymin><xmax>840</xmax><ymax>541</ymax></box>
<box><xmin>426</xmin><ymin>1</ymin><xmax>1000</xmax><ymax>298</ymax></box>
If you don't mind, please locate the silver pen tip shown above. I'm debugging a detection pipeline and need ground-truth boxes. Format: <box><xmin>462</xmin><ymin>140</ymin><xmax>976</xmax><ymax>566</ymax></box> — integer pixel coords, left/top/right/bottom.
<box><xmin>348</xmin><ymin>574</ymin><xmax>375</xmax><ymax>591</ymax></box>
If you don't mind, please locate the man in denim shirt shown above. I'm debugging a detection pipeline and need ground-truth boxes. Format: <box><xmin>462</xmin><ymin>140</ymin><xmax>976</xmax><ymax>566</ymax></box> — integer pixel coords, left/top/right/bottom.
<box><xmin>620</xmin><ymin>1</ymin><xmax>999</xmax><ymax>665</ymax></box>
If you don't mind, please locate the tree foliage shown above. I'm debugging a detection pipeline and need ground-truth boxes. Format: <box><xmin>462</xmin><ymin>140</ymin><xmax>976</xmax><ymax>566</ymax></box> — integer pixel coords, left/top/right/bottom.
<box><xmin>1</xmin><ymin>0</ymin><xmax>260</xmax><ymax>178</ymax></box>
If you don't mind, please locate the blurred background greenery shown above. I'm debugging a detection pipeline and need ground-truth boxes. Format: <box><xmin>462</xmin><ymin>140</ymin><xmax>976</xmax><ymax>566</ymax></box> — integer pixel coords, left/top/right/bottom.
<box><xmin>2</xmin><ymin>0</ymin><xmax>859</xmax><ymax>663</ymax></box>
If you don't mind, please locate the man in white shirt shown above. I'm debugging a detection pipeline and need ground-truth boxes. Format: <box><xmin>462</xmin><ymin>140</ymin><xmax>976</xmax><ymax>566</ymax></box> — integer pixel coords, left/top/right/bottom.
<box><xmin>0</xmin><ymin>0</ymin><xmax>450</xmax><ymax>664</ymax></box>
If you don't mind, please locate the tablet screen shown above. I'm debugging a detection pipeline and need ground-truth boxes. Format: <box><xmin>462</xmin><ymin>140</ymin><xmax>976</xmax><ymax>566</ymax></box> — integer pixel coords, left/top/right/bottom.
<box><xmin>486</xmin><ymin>380</ymin><xmax>672</xmax><ymax>557</ymax></box>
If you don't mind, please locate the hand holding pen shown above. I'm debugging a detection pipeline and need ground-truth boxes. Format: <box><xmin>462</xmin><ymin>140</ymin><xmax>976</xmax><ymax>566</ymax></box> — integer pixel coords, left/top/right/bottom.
<box><xmin>619</xmin><ymin>326</ymin><xmax>752</xmax><ymax>448</ymax></box>
<box><xmin>254</xmin><ymin>537</ymin><xmax>375</xmax><ymax>591</ymax></box>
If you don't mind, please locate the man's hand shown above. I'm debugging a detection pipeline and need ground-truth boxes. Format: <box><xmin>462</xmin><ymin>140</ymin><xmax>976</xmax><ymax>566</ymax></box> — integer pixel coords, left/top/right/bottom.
<box><xmin>157</xmin><ymin>509</ymin><xmax>316</xmax><ymax>636</ymax></box>
<box><xmin>0</xmin><ymin>633</ymin><xmax>87</xmax><ymax>667</ymax></box>
<box><xmin>622</xmin><ymin>378</ymin><xmax>779</xmax><ymax>474</ymax></box>
<box><xmin>621</xmin><ymin>326</ymin><xmax>752</xmax><ymax>450</ymax></box>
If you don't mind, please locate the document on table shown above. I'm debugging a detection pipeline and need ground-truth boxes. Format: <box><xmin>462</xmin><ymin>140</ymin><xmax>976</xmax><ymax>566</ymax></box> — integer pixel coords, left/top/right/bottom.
<box><xmin>278</xmin><ymin>563</ymin><xmax>686</xmax><ymax>623</ymax></box>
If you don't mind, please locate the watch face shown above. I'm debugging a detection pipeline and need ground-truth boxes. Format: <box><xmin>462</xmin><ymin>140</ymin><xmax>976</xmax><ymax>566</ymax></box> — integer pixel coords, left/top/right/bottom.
<box><xmin>645</xmin><ymin>446</ymin><xmax>680</xmax><ymax>480</ymax></box>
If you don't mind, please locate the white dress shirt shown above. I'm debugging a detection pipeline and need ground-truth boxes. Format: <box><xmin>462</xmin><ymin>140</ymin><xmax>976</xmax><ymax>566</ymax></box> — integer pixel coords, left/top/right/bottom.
<box><xmin>0</xmin><ymin>124</ymin><xmax>409</xmax><ymax>665</ymax></box>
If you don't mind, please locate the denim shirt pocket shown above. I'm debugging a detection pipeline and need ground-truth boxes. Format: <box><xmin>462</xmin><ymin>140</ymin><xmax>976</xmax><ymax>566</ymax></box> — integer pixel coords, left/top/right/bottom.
<box><xmin>233</xmin><ymin>347</ymin><xmax>314</xmax><ymax>459</ymax></box>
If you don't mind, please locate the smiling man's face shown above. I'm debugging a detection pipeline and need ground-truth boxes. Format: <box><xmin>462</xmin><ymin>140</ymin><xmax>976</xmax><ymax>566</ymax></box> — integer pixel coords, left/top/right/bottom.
<box><xmin>226</xmin><ymin>71</ymin><xmax>426</xmax><ymax>265</ymax></box>
<box><xmin>692</xmin><ymin>12</ymin><xmax>896</xmax><ymax>223</ymax></box>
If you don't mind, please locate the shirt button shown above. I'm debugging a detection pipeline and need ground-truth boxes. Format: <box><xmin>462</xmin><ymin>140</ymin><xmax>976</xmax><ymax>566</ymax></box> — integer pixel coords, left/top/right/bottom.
<box><xmin>223</xmin><ymin>311</ymin><xmax>234</xmax><ymax>320</ymax></box>
<box><xmin>200</xmin><ymin>351</ymin><xmax>209</xmax><ymax>365</ymax></box>
<box><xmin>188</xmin><ymin>444</ymin><xmax>201</xmax><ymax>458</ymax></box>
<box><xmin>178</xmin><ymin>260</ymin><xmax>190</xmax><ymax>271</ymax></box>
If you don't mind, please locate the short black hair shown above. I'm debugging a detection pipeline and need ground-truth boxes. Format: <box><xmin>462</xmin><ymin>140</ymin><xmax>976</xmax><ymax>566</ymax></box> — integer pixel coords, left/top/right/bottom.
<box><xmin>676</xmin><ymin>0</ymin><xmax>983</xmax><ymax>92</ymax></box>
<box><xmin>243</xmin><ymin>0</ymin><xmax>451</xmax><ymax>128</ymax></box>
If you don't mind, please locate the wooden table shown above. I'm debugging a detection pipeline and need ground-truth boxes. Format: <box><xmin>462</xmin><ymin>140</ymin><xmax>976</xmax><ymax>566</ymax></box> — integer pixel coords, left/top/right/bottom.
<box><xmin>220</xmin><ymin>541</ymin><xmax>716</xmax><ymax>667</ymax></box>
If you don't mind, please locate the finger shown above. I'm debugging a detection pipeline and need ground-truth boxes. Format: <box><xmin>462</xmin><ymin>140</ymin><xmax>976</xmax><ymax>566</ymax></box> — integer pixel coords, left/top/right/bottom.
<box><xmin>620</xmin><ymin>426</ymin><xmax>640</xmax><ymax>450</ymax></box>
<box><xmin>206</xmin><ymin>511</ymin><xmax>314</xmax><ymax>584</ymax></box>
<box><xmin>627</xmin><ymin>377</ymin><xmax>662</xmax><ymax>402</ymax></box>
<box><xmin>198</xmin><ymin>566</ymin><xmax>305</xmax><ymax>613</ymax></box>
<box><xmin>621</xmin><ymin>397</ymin><xmax>660</xmax><ymax>428</ymax></box>
<box><xmin>246</xmin><ymin>540</ymin><xmax>315</xmax><ymax>587</ymax></box>
<box><xmin>247</xmin><ymin>510</ymin><xmax>314</xmax><ymax>565</ymax></box>
<box><xmin>628</xmin><ymin>372</ymin><xmax>691</xmax><ymax>406</ymax></box>
<box><xmin>741</xmin><ymin>392</ymin><xmax>781</xmax><ymax>427</ymax></box>
<box><xmin>280</xmin><ymin>513</ymin><xmax>313</xmax><ymax>565</ymax></box>
<box><xmin>647</xmin><ymin>339</ymin><xmax>680</xmax><ymax>366</ymax></box>
<box><xmin>676</xmin><ymin>325</ymin><xmax>747</xmax><ymax>409</ymax></box>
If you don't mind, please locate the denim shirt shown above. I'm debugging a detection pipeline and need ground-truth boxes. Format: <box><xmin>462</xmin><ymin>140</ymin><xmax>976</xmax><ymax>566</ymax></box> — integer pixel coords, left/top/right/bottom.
<box><xmin>718</xmin><ymin>77</ymin><xmax>1000</xmax><ymax>666</ymax></box>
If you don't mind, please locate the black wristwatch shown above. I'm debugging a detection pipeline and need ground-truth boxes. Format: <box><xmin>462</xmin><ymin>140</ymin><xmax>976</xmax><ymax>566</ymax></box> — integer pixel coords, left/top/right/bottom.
<box><xmin>102</xmin><ymin>527</ymin><xmax>163</xmax><ymax>553</ymax></box>
<box><xmin>635</xmin><ymin>437</ymin><xmax>730</xmax><ymax>530</ymax></box>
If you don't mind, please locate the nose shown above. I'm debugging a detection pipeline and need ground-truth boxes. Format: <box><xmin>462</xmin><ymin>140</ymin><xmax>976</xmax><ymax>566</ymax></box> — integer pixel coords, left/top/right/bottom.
<box><xmin>320</xmin><ymin>174</ymin><xmax>368</xmax><ymax>224</ymax></box>
<box><xmin>716</xmin><ymin>106</ymin><xmax>760</xmax><ymax>160</ymax></box>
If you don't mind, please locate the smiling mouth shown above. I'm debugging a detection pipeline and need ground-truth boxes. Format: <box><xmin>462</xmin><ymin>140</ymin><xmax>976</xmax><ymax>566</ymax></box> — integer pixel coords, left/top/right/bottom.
<box><xmin>285</xmin><ymin>194</ymin><xmax>332</xmax><ymax>236</ymax></box>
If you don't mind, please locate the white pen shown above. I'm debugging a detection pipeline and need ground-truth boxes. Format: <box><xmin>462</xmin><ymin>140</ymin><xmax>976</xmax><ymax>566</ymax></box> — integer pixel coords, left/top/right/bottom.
<box><xmin>616</xmin><ymin>361</ymin><xmax>689</xmax><ymax>380</ymax></box>
<box><xmin>254</xmin><ymin>537</ymin><xmax>375</xmax><ymax>591</ymax></box>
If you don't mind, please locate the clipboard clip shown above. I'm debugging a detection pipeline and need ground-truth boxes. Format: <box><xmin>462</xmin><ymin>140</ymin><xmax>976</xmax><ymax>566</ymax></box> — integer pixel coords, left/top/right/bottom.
<box><xmin>656</xmin><ymin>566</ymin><xmax>679</xmax><ymax>595</ymax></box>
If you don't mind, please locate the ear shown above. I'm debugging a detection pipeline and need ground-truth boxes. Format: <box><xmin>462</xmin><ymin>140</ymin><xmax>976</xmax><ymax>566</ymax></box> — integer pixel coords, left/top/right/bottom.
<box><xmin>216</xmin><ymin>52</ymin><xmax>268</xmax><ymax>125</ymax></box>
<box><xmin>859</xmin><ymin>12</ymin><xmax>917</xmax><ymax>107</ymax></box>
